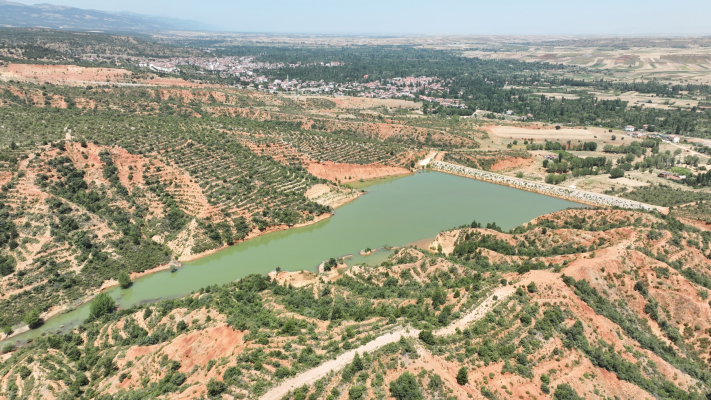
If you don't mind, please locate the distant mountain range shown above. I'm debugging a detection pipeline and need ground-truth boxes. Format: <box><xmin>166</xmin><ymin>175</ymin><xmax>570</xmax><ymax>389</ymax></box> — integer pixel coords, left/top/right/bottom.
<box><xmin>0</xmin><ymin>0</ymin><xmax>217</xmax><ymax>32</ymax></box>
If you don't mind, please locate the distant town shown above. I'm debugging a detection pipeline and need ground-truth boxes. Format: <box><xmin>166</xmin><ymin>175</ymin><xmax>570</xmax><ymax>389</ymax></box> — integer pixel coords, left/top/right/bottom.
<box><xmin>126</xmin><ymin>56</ymin><xmax>469</xmax><ymax>109</ymax></box>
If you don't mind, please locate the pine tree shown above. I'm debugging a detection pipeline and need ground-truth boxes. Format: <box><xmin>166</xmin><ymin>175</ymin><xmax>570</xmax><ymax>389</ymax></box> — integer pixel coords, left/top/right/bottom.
<box><xmin>456</xmin><ymin>367</ymin><xmax>468</xmax><ymax>385</ymax></box>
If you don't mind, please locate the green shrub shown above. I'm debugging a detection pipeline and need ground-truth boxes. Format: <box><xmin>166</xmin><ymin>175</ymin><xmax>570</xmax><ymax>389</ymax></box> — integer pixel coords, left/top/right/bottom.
<box><xmin>351</xmin><ymin>352</ymin><xmax>364</xmax><ymax>371</ymax></box>
<box><xmin>324</xmin><ymin>258</ymin><xmax>337</xmax><ymax>271</ymax></box>
<box><xmin>456</xmin><ymin>367</ymin><xmax>468</xmax><ymax>385</ymax></box>
<box><xmin>88</xmin><ymin>293</ymin><xmax>116</xmax><ymax>321</ymax></box>
<box><xmin>545</xmin><ymin>173</ymin><xmax>567</xmax><ymax>185</ymax></box>
<box><xmin>75</xmin><ymin>373</ymin><xmax>89</xmax><ymax>386</ymax></box>
<box><xmin>223</xmin><ymin>366</ymin><xmax>242</xmax><ymax>383</ymax></box>
<box><xmin>481</xmin><ymin>387</ymin><xmax>496</xmax><ymax>399</ymax></box>
<box><xmin>17</xmin><ymin>365</ymin><xmax>31</xmax><ymax>379</ymax></box>
<box><xmin>418</xmin><ymin>330</ymin><xmax>435</xmax><ymax>346</ymax></box>
<box><xmin>0</xmin><ymin>255</ymin><xmax>15</xmax><ymax>276</ymax></box>
<box><xmin>553</xmin><ymin>383</ymin><xmax>582</xmax><ymax>400</ymax></box>
<box><xmin>24</xmin><ymin>309</ymin><xmax>42</xmax><ymax>329</ymax></box>
<box><xmin>540</xmin><ymin>373</ymin><xmax>551</xmax><ymax>393</ymax></box>
<box><xmin>389</xmin><ymin>372</ymin><xmax>423</xmax><ymax>400</ymax></box>
<box><xmin>118</xmin><ymin>272</ymin><xmax>132</xmax><ymax>289</ymax></box>
<box><xmin>519</xmin><ymin>313</ymin><xmax>532</xmax><ymax>325</ymax></box>
<box><xmin>609</xmin><ymin>168</ymin><xmax>625</xmax><ymax>179</ymax></box>
<box><xmin>348</xmin><ymin>384</ymin><xmax>367</xmax><ymax>400</ymax></box>
<box><xmin>2</xmin><ymin>342</ymin><xmax>14</xmax><ymax>353</ymax></box>
<box><xmin>527</xmin><ymin>282</ymin><xmax>537</xmax><ymax>293</ymax></box>
<box><xmin>427</xmin><ymin>373</ymin><xmax>443</xmax><ymax>392</ymax></box>
<box><xmin>206</xmin><ymin>379</ymin><xmax>226</xmax><ymax>396</ymax></box>
<box><xmin>274</xmin><ymin>366</ymin><xmax>292</xmax><ymax>379</ymax></box>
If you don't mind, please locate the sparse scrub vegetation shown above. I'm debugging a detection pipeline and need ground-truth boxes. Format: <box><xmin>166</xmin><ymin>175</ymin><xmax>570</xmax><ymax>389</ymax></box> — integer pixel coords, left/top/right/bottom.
<box><xmin>0</xmin><ymin>208</ymin><xmax>709</xmax><ymax>399</ymax></box>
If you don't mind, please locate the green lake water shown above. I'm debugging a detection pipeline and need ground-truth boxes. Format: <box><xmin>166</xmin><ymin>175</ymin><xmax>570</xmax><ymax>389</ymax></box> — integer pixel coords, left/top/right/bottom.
<box><xmin>6</xmin><ymin>170</ymin><xmax>581</xmax><ymax>344</ymax></box>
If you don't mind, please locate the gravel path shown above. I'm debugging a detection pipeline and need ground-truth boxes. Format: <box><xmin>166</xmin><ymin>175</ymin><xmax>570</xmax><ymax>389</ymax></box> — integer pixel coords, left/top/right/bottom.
<box><xmin>259</xmin><ymin>286</ymin><xmax>514</xmax><ymax>400</ymax></box>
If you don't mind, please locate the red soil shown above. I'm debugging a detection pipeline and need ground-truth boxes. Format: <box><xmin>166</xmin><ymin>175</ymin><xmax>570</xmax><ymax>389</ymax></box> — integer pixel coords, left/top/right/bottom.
<box><xmin>306</xmin><ymin>161</ymin><xmax>410</xmax><ymax>183</ymax></box>
<box><xmin>2</xmin><ymin>64</ymin><xmax>131</xmax><ymax>83</ymax></box>
<box><xmin>489</xmin><ymin>156</ymin><xmax>533</xmax><ymax>172</ymax></box>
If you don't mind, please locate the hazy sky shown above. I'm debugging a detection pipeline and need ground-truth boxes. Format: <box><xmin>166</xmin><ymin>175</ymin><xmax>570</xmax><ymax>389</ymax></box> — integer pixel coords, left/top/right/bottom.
<box><xmin>11</xmin><ymin>0</ymin><xmax>711</xmax><ymax>35</ymax></box>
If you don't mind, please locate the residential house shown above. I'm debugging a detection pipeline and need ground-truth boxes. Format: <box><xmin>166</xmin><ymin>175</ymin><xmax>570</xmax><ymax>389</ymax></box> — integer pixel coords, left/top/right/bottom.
<box><xmin>658</xmin><ymin>171</ymin><xmax>684</xmax><ymax>181</ymax></box>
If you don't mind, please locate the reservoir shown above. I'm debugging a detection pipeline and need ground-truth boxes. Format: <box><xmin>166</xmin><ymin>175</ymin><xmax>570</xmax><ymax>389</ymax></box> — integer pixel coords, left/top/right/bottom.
<box><xmin>6</xmin><ymin>170</ymin><xmax>581</xmax><ymax>343</ymax></box>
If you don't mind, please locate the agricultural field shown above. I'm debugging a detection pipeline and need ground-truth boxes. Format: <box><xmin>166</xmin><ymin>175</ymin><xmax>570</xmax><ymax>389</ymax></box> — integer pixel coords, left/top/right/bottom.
<box><xmin>458</xmin><ymin>36</ymin><xmax>711</xmax><ymax>84</ymax></box>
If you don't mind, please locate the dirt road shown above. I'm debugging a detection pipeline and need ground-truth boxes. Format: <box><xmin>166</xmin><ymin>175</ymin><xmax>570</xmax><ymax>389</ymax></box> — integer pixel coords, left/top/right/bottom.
<box><xmin>259</xmin><ymin>286</ymin><xmax>514</xmax><ymax>400</ymax></box>
<box><xmin>435</xmin><ymin>286</ymin><xmax>514</xmax><ymax>336</ymax></box>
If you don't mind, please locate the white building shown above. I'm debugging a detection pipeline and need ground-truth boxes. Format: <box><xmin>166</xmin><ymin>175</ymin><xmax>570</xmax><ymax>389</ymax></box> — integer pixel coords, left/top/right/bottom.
<box><xmin>624</xmin><ymin>125</ymin><xmax>635</xmax><ymax>132</ymax></box>
<box><xmin>149</xmin><ymin>63</ymin><xmax>178</xmax><ymax>73</ymax></box>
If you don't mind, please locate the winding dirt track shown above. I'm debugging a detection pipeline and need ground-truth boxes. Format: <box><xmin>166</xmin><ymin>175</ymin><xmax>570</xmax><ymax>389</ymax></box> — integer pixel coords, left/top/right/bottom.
<box><xmin>259</xmin><ymin>286</ymin><xmax>514</xmax><ymax>400</ymax></box>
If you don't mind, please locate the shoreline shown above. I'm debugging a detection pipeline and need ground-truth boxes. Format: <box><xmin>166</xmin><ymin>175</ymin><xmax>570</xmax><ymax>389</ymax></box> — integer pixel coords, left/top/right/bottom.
<box><xmin>9</xmin><ymin>166</ymin><xmax>606</xmax><ymax>342</ymax></box>
<box><xmin>2</xmin><ymin>191</ymin><xmax>365</xmax><ymax>342</ymax></box>
<box><xmin>348</xmin><ymin>172</ymin><xmax>413</xmax><ymax>188</ymax></box>
<box><xmin>1</xmin><ymin>261</ymin><xmax>176</xmax><ymax>342</ymax></box>
<box><xmin>429</xmin><ymin>161</ymin><xmax>663</xmax><ymax>212</ymax></box>
<box><xmin>3</xmin><ymin>165</ymin><xmax>627</xmax><ymax>343</ymax></box>
<box><xmin>179</xmin><ymin>185</ymin><xmax>370</xmax><ymax>263</ymax></box>
<box><xmin>346</xmin><ymin>171</ymin><xmax>413</xmax><ymax>184</ymax></box>
<box><xmin>178</xmin><ymin>200</ymin><xmax>350</xmax><ymax>263</ymax></box>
